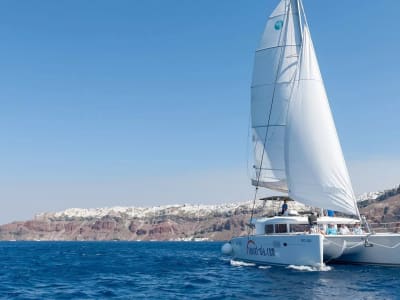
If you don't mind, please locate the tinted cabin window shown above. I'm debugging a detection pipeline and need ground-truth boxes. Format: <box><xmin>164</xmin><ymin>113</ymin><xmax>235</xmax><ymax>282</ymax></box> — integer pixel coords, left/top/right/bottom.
<box><xmin>265</xmin><ymin>224</ymin><xmax>274</xmax><ymax>234</ymax></box>
<box><xmin>275</xmin><ymin>224</ymin><xmax>287</xmax><ymax>233</ymax></box>
<box><xmin>290</xmin><ymin>224</ymin><xmax>308</xmax><ymax>233</ymax></box>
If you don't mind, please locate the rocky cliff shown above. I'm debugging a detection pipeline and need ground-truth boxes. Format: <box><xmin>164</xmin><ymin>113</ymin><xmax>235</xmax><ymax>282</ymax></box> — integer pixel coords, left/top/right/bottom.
<box><xmin>0</xmin><ymin>201</ymin><xmax>307</xmax><ymax>241</ymax></box>
<box><xmin>359</xmin><ymin>185</ymin><xmax>400</xmax><ymax>224</ymax></box>
<box><xmin>1</xmin><ymin>185</ymin><xmax>399</xmax><ymax>241</ymax></box>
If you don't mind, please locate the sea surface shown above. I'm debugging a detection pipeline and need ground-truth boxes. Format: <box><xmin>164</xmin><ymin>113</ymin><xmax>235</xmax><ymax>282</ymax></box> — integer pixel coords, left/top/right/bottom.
<box><xmin>0</xmin><ymin>241</ymin><xmax>399</xmax><ymax>299</ymax></box>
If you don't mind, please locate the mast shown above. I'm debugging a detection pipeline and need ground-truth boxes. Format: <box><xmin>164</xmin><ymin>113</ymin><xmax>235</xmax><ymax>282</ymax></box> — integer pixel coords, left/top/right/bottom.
<box><xmin>296</xmin><ymin>0</ymin><xmax>303</xmax><ymax>40</ymax></box>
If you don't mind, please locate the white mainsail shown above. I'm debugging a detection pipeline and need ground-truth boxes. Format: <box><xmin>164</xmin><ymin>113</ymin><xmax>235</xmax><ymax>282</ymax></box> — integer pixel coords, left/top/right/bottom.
<box><xmin>251</xmin><ymin>0</ymin><xmax>301</xmax><ymax>192</ymax></box>
<box><xmin>251</xmin><ymin>0</ymin><xmax>359</xmax><ymax>216</ymax></box>
<box><xmin>286</xmin><ymin>26</ymin><xmax>358</xmax><ymax>215</ymax></box>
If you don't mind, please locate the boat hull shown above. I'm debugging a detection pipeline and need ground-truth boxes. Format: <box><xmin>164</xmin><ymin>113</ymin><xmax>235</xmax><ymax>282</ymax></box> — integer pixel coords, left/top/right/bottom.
<box><xmin>324</xmin><ymin>233</ymin><xmax>400</xmax><ymax>265</ymax></box>
<box><xmin>230</xmin><ymin>234</ymin><xmax>323</xmax><ymax>266</ymax></box>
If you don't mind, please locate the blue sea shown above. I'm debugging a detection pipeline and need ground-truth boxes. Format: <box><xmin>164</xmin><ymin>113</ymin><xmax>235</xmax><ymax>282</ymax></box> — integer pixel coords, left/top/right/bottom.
<box><xmin>0</xmin><ymin>241</ymin><xmax>399</xmax><ymax>299</ymax></box>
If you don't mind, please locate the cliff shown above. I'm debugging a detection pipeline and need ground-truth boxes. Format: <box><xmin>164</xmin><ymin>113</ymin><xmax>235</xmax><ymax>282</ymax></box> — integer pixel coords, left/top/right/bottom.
<box><xmin>0</xmin><ymin>201</ymin><xmax>307</xmax><ymax>241</ymax></box>
<box><xmin>1</xmin><ymin>185</ymin><xmax>399</xmax><ymax>241</ymax></box>
<box><xmin>359</xmin><ymin>185</ymin><xmax>400</xmax><ymax>224</ymax></box>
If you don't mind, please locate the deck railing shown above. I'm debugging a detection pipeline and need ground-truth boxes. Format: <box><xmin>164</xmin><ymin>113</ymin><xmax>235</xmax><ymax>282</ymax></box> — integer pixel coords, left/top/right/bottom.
<box><xmin>368</xmin><ymin>222</ymin><xmax>400</xmax><ymax>233</ymax></box>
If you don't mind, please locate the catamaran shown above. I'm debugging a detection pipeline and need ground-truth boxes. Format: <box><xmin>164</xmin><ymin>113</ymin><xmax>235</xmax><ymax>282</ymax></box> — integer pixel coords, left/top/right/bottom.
<box><xmin>222</xmin><ymin>0</ymin><xmax>400</xmax><ymax>266</ymax></box>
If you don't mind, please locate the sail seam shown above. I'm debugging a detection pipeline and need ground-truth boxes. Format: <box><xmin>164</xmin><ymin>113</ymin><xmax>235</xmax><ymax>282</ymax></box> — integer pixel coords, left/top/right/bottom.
<box><xmin>256</xmin><ymin>45</ymin><xmax>299</xmax><ymax>52</ymax></box>
<box><xmin>297</xmin><ymin>78</ymin><xmax>323</xmax><ymax>81</ymax></box>
<box><xmin>252</xmin><ymin>82</ymin><xmax>294</xmax><ymax>88</ymax></box>
<box><xmin>269</xmin><ymin>12</ymin><xmax>299</xmax><ymax>19</ymax></box>
<box><xmin>253</xmin><ymin>79</ymin><xmax>322</xmax><ymax>90</ymax></box>
<box><xmin>252</xmin><ymin>78</ymin><xmax>322</xmax><ymax>88</ymax></box>
<box><xmin>253</xmin><ymin>125</ymin><xmax>285</xmax><ymax>128</ymax></box>
<box><xmin>255</xmin><ymin>167</ymin><xmax>285</xmax><ymax>171</ymax></box>
<box><xmin>254</xmin><ymin>175</ymin><xmax>284</xmax><ymax>180</ymax></box>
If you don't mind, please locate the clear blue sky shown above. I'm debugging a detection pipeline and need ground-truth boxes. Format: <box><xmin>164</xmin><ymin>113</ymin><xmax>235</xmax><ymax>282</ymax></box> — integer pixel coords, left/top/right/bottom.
<box><xmin>0</xmin><ymin>0</ymin><xmax>399</xmax><ymax>224</ymax></box>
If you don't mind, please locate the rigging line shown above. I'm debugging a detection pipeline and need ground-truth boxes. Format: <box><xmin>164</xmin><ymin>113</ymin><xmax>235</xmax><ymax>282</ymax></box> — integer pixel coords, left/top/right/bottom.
<box><xmin>326</xmin><ymin>237</ymin><xmax>400</xmax><ymax>250</ymax></box>
<box><xmin>298</xmin><ymin>0</ymin><xmax>309</xmax><ymax>29</ymax></box>
<box><xmin>326</xmin><ymin>238</ymin><xmax>364</xmax><ymax>249</ymax></box>
<box><xmin>245</xmin><ymin>109</ymin><xmax>252</xmax><ymax>180</ymax></box>
<box><xmin>248</xmin><ymin>0</ymin><xmax>292</xmax><ymax>235</ymax></box>
<box><xmin>368</xmin><ymin>241</ymin><xmax>400</xmax><ymax>249</ymax></box>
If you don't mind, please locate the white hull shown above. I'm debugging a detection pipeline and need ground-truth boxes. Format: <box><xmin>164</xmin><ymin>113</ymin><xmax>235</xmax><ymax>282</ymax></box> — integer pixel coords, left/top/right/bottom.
<box><xmin>324</xmin><ymin>233</ymin><xmax>400</xmax><ymax>266</ymax></box>
<box><xmin>228</xmin><ymin>233</ymin><xmax>400</xmax><ymax>266</ymax></box>
<box><xmin>230</xmin><ymin>234</ymin><xmax>323</xmax><ymax>266</ymax></box>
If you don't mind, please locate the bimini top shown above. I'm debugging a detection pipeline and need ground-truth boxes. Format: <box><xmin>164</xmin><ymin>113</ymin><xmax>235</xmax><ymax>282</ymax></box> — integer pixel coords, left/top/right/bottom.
<box><xmin>254</xmin><ymin>216</ymin><xmax>359</xmax><ymax>226</ymax></box>
<box><xmin>259</xmin><ymin>196</ymin><xmax>293</xmax><ymax>202</ymax></box>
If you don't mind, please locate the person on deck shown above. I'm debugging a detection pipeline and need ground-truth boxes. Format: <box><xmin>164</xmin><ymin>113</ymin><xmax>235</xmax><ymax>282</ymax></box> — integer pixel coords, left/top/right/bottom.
<box><xmin>326</xmin><ymin>224</ymin><xmax>337</xmax><ymax>235</ymax></box>
<box><xmin>338</xmin><ymin>224</ymin><xmax>351</xmax><ymax>235</ymax></box>
<box><xmin>353</xmin><ymin>222</ymin><xmax>364</xmax><ymax>235</ymax></box>
<box><xmin>281</xmin><ymin>200</ymin><xmax>288</xmax><ymax>216</ymax></box>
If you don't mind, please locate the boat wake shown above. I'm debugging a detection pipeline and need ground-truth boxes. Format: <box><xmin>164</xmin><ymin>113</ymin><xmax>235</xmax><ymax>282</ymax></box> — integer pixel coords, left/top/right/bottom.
<box><xmin>230</xmin><ymin>259</ymin><xmax>329</xmax><ymax>271</ymax></box>
<box><xmin>230</xmin><ymin>260</ymin><xmax>256</xmax><ymax>267</ymax></box>
<box><xmin>286</xmin><ymin>264</ymin><xmax>332</xmax><ymax>272</ymax></box>
<box><xmin>230</xmin><ymin>260</ymin><xmax>271</xmax><ymax>269</ymax></box>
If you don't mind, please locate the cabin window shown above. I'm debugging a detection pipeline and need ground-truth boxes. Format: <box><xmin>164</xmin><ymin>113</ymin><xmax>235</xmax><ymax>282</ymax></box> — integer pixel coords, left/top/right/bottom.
<box><xmin>265</xmin><ymin>224</ymin><xmax>274</xmax><ymax>234</ymax></box>
<box><xmin>275</xmin><ymin>224</ymin><xmax>287</xmax><ymax>233</ymax></box>
<box><xmin>290</xmin><ymin>224</ymin><xmax>308</xmax><ymax>233</ymax></box>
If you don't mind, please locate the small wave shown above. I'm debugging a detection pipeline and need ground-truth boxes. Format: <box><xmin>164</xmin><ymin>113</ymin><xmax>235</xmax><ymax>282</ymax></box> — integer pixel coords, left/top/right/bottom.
<box><xmin>230</xmin><ymin>260</ymin><xmax>256</xmax><ymax>267</ymax></box>
<box><xmin>219</xmin><ymin>257</ymin><xmax>231</xmax><ymax>262</ymax></box>
<box><xmin>286</xmin><ymin>263</ymin><xmax>332</xmax><ymax>272</ymax></box>
<box><xmin>258</xmin><ymin>266</ymin><xmax>271</xmax><ymax>269</ymax></box>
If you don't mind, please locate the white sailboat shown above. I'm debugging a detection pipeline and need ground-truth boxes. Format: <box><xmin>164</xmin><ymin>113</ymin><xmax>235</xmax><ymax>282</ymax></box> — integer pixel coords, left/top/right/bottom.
<box><xmin>222</xmin><ymin>0</ymin><xmax>400</xmax><ymax>266</ymax></box>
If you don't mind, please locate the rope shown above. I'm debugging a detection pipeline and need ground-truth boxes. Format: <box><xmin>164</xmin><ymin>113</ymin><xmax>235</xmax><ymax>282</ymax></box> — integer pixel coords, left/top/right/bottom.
<box><xmin>366</xmin><ymin>241</ymin><xmax>400</xmax><ymax>249</ymax></box>
<box><xmin>325</xmin><ymin>235</ymin><xmax>400</xmax><ymax>255</ymax></box>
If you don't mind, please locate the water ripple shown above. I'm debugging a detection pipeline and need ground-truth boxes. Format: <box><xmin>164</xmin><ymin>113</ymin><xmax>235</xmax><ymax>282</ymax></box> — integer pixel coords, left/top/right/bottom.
<box><xmin>0</xmin><ymin>241</ymin><xmax>399</xmax><ymax>299</ymax></box>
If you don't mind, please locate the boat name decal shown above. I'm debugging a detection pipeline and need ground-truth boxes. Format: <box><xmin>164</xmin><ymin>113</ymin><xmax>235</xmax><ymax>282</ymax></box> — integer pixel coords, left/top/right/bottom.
<box><xmin>247</xmin><ymin>240</ymin><xmax>275</xmax><ymax>257</ymax></box>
